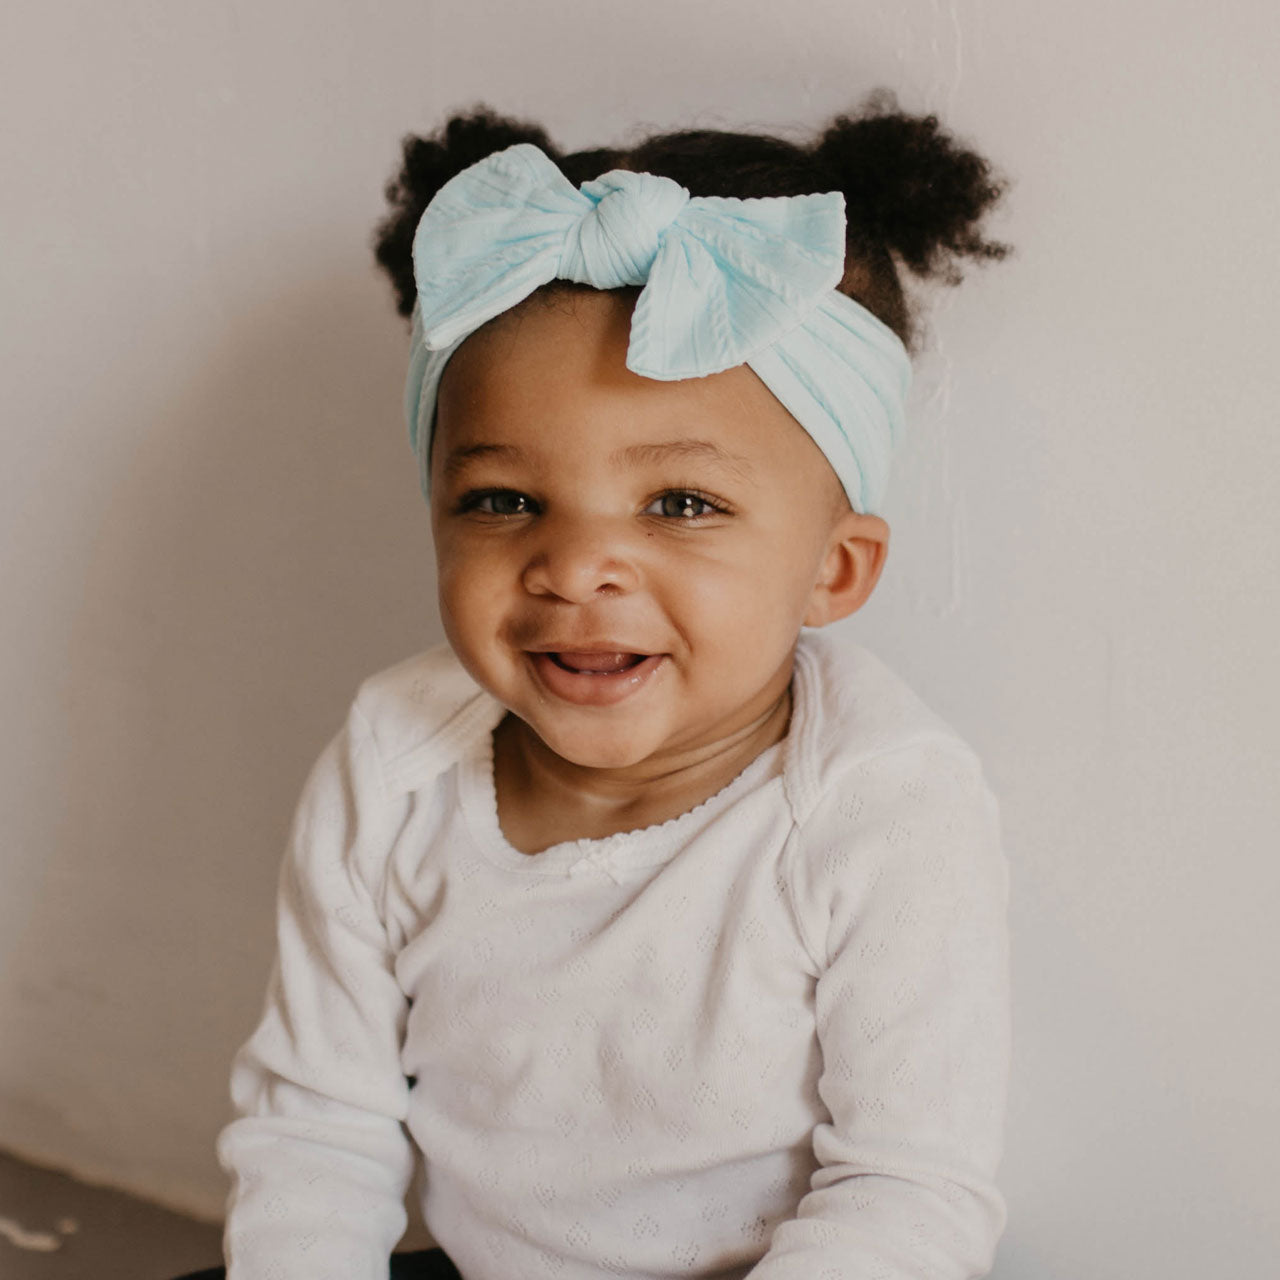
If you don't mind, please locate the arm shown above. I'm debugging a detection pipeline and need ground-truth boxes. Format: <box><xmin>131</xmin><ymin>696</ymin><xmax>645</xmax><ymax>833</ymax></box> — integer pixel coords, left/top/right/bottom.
<box><xmin>752</xmin><ymin>741</ymin><xmax>1011</xmax><ymax>1279</ymax></box>
<box><xmin>217</xmin><ymin>702</ymin><xmax>415</xmax><ymax>1280</ymax></box>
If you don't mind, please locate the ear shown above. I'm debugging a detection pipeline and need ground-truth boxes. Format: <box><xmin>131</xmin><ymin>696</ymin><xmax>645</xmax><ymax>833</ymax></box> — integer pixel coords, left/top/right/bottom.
<box><xmin>803</xmin><ymin>511</ymin><xmax>890</xmax><ymax>627</ymax></box>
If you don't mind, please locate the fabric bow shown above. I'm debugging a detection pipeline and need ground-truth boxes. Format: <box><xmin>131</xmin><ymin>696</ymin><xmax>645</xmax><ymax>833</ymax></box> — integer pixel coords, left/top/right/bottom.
<box><xmin>412</xmin><ymin>143</ymin><xmax>848</xmax><ymax>379</ymax></box>
<box><xmin>404</xmin><ymin>143</ymin><xmax>912</xmax><ymax>515</ymax></box>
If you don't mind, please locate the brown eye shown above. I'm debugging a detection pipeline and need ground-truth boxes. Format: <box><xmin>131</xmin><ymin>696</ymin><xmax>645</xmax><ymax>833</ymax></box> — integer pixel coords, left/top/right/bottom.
<box><xmin>648</xmin><ymin>491</ymin><xmax>719</xmax><ymax>519</ymax></box>
<box><xmin>461</xmin><ymin>490</ymin><xmax>535</xmax><ymax>516</ymax></box>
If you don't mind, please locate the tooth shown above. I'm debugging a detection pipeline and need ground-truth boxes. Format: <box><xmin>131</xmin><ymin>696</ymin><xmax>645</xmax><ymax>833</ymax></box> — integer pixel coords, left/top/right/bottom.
<box><xmin>556</xmin><ymin>652</ymin><xmax>637</xmax><ymax>673</ymax></box>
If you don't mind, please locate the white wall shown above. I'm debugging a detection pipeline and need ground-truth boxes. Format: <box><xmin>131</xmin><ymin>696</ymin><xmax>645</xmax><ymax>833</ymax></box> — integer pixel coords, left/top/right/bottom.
<box><xmin>2</xmin><ymin>2</ymin><xmax>1277</xmax><ymax>1276</ymax></box>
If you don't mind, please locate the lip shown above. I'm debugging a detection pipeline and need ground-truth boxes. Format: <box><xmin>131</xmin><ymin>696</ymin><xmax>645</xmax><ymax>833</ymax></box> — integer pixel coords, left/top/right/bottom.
<box><xmin>525</xmin><ymin>650</ymin><xmax>665</xmax><ymax>707</ymax></box>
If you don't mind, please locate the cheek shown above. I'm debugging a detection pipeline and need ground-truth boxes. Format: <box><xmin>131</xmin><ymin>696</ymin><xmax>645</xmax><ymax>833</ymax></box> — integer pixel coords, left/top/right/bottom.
<box><xmin>434</xmin><ymin>539</ymin><xmax>510</xmax><ymax>623</ymax></box>
<box><xmin>660</xmin><ymin>537</ymin><xmax>816</xmax><ymax>633</ymax></box>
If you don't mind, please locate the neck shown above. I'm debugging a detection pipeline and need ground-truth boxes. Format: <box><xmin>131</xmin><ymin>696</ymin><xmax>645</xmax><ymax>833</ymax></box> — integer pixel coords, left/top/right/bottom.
<box><xmin>492</xmin><ymin>686</ymin><xmax>792</xmax><ymax>852</ymax></box>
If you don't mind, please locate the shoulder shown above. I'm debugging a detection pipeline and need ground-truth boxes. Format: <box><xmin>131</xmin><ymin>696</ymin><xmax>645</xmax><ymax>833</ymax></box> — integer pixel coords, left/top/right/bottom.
<box><xmin>348</xmin><ymin>641</ymin><xmax>506</xmax><ymax>796</ymax></box>
<box><xmin>785</xmin><ymin>628</ymin><xmax>987</xmax><ymax>823</ymax></box>
<box><xmin>782</xmin><ymin>630</ymin><xmax>1006</xmax><ymax>964</ymax></box>
<box><xmin>276</xmin><ymin>644</ymin><xmax>502</xmax><ymax>913</ymax></box>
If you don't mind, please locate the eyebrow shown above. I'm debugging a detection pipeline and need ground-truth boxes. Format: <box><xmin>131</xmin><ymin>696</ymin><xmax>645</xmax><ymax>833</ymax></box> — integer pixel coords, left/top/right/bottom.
<box><xmin>613</xmin><ymin>439</ymin><xmax>756</xmax><ymax>482</ymax></box>
<box><xmin>441</xmin><ymin>438</ymin><xmax>756</xmax><ymax>483</ymax></box>
<box><xmin>440</xmin><ymin>443</ymin><xmax>525</xmax><ymax>479</ymax></box>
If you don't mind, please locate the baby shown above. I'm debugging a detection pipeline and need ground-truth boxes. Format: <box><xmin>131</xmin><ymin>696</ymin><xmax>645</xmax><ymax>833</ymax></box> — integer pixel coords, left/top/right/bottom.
<box><xmin>214</xmin><ymin>99</ymin><xmax>1013</xmax><ymax>1280</ymax></box>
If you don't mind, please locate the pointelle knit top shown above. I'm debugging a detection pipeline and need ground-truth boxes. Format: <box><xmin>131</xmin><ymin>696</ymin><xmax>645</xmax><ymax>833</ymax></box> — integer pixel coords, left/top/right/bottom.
<box><xmin>217</xmin><ymin>628</ymin><xmax>1011</xmax><ymax>1280</ymax></box>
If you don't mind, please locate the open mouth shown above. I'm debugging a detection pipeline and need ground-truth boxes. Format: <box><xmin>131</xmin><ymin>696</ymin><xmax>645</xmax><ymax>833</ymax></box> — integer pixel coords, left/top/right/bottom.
<box><xmin>526</xmin><ymin>650</ymin><xmax>664</xmax><ymax>706</ymax></box>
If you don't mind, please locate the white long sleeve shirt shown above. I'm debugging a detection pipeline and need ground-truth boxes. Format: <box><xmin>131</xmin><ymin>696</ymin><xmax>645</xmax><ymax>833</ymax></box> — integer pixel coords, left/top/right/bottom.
<box><xmin>217</xmin><ymin>629</ymin><xmax>1011</xmax><ymax>1280</ymax></box>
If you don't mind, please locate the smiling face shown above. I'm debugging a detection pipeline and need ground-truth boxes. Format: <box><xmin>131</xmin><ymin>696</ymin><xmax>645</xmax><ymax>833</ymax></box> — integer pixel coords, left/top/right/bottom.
<box><xmin>429</xmin><ymin>286</ymin><xmax>887</xmax><ymax>774</ymax></box>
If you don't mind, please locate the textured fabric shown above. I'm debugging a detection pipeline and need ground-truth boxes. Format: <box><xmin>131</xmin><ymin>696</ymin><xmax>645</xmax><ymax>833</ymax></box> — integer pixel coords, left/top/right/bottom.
<box><xmin>173</xmin><ymin>1249</ymin><xmax>460</xmax><ymax>1280</ymax></box>
<box><xmin>217</xmin><ymin>630</ymin><xmax>1010</xmax><ymax>1280</ymax></box>
<box><xmin>403</xmin><ymin>144</ymin><xmax>912</xmax><ymax>515</ymax></box>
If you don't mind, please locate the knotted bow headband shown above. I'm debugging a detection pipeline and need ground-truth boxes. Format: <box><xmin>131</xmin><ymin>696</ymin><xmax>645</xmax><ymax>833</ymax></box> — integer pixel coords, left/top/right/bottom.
<box><xmin>404</xmin><ymin>143</ymin><xmax>911</xmax><ymax>514</ymax></box>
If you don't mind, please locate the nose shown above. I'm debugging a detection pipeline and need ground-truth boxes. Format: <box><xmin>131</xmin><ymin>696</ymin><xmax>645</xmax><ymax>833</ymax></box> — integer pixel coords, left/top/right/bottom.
<box><xmin>520</xmin><ymin>515</ymin><xmax>640</xmax><ymax>603</ymax></box>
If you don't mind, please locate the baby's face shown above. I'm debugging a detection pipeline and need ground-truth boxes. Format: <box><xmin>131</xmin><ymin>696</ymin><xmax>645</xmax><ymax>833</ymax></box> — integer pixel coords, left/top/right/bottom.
<box><xmin>430</xmin><ymin>287</ymin><xmax>861</xmax><ymax>772</ymax></box>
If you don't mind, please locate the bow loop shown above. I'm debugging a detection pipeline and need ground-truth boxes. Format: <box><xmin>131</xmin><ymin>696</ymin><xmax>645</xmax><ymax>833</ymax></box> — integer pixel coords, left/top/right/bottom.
<box><xmin>628</xmin><ymin>194</ymin><xmax>848</xmax><ymax>378</ymax></box>
<box><xmin>412</xmin><ymin>145</ymin><xmax>590</xmax><ymax>350</ymax></box>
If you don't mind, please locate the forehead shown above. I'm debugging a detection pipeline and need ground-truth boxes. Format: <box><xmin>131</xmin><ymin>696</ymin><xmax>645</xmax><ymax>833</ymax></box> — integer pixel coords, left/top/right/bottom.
<box><xmin>433</xmin><ymin>287</ymin><xmax>834</xmax><ymax>485</ymax></box>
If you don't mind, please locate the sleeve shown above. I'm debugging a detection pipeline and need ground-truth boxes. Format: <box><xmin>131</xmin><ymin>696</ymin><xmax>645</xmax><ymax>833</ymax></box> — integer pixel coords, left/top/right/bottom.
<box><xmin>751</xmin><ymin>741</ymin><xmax>1011</xmax><ymax>1280</ymax></box>
<box><xmin>216</xmin><ymin>700</ymin><xmax>416</xmax><ymax>1280</ymax></box>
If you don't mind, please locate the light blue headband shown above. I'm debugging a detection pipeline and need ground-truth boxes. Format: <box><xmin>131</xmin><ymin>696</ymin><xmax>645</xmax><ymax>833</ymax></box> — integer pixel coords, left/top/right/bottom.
<box><xmin>404</xmin><ymin>142</ymin><xmax>911</xmax><ymax>514</ymax></box>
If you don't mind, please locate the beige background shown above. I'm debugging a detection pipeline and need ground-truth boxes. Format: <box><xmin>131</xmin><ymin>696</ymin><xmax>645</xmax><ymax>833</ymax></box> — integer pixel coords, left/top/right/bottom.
<box><xmin>2</xmin><ymin>2</ymin><xmax>1277</xmax><ymax>1277</ymax></box>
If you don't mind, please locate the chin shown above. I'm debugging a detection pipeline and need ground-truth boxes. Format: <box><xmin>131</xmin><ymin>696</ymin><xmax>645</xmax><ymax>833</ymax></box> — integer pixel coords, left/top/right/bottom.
<box><xmin>533</xmin><ymin>721</ymin><xmax>658</xmax><ymax>771</ymax></box>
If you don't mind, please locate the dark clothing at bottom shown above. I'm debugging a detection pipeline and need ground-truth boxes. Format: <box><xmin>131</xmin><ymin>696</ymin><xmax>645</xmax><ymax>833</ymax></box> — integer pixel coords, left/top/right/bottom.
<box><xmin>174</xmin><ymin>1247</ymin><xmax>463</xmax><ymax>1280</ymax></box>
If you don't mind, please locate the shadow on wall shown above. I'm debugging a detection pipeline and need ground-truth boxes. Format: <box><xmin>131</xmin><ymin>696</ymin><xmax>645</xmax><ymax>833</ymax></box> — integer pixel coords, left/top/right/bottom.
<box><xmin>0</xmin><ymin>257</ymin><xmax>439</xmax><ymax>1218</ymax></box>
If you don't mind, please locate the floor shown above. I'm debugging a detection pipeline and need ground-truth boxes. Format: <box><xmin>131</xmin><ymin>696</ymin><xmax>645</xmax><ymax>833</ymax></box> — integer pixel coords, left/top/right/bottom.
<box><xmin>0</xmin><ymin>1149</ymin><xmax>223</xmax><ymax>1280</ymax></box>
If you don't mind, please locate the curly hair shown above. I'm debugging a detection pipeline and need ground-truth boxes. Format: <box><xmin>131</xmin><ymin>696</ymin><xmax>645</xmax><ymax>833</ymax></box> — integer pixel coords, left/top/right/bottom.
<box><xmin>373</xmin><ymin>91</ymin><xmax>1011</xmax><ymax>355</ymax></box>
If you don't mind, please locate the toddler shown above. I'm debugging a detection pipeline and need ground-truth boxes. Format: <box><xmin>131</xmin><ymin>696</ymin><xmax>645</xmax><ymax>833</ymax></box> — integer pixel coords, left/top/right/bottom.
<box><xmin>214</xmin><ymin>96</ymin><xmax>1013</xmax><ymax>1280</ymax></box>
